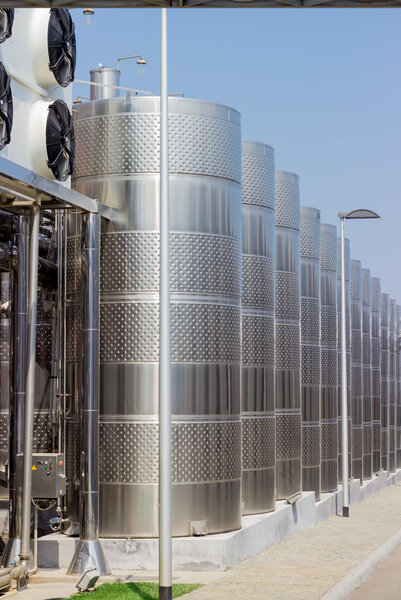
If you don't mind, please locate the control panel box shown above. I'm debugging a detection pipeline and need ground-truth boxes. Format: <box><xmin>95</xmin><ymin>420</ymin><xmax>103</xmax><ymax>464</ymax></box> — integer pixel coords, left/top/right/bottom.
<box><xmin>17</xmin><ymin>453</ymin><xmax>66</xmax><ymax>499</ymax></box>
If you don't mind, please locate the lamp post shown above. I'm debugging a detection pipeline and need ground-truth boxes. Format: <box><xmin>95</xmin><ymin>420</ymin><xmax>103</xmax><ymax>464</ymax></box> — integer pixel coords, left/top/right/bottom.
<box><xmin>338</xmin><ymin>209</ymin><xmax>380</xmax><ymax>517</ymax></box>
<box><xmin>159</xmin><ymin>7</ymin><xmax>171</xmax><ymax>600</ymax></box>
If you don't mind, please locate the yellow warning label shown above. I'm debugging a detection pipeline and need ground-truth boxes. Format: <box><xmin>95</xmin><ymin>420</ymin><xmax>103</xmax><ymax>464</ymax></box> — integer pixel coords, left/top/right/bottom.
<box><xmin>32</xmin><ymin>465</ymin><xmax>36</xmax><ymax>471</ymax></box>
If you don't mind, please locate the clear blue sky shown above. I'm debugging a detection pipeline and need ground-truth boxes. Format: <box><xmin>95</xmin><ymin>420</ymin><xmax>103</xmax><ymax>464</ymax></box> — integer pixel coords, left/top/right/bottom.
<box><xmin>71</xmin><ymin>8</ymin><xmax>401</xmax><ymax>302</ymax></box>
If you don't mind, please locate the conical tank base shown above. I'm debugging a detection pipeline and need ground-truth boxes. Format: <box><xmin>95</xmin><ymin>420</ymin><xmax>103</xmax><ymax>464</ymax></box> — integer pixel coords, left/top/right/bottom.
<box><xmin>67</xmin><ymin>539</ymin><xmax>110</xmax><ymax>575</ymax></box>
<box><xmin>1</xmin><ymin>537</ymin><xmax>33</xmax><ymax>570</ymax></box>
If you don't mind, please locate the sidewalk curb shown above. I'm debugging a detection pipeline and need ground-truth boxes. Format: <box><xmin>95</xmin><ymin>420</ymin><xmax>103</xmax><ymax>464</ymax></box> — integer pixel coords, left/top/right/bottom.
<box><xmin>321</xmin><ymin>527</ymin><xmax>401</xmax><ymax>600</ymax></box>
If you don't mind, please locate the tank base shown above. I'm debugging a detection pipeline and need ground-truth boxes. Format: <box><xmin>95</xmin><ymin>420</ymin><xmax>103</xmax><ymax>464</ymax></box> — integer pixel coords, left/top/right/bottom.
<box><xmin>67</xmin><ymin>539</ymin><xmax>110</xmax><ymax>575</ymax></box>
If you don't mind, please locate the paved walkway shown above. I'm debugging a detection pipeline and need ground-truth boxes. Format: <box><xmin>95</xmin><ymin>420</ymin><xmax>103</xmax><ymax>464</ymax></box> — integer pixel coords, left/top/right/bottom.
<box><xmin>349</xmin><ymin>539</ymin><xmax>401</xmax><ymax>600</ymax></box>
<box><xmin>185</xmin><ymin>483</ymin><xmax>401</xmax><ymax>600</ymax></box>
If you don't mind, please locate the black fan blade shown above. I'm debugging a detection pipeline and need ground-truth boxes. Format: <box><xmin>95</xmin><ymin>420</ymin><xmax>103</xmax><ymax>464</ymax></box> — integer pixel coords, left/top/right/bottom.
<box><xmin>0</xmin><ymin>62</ymin><xmax>12</xmax><ymax>150</ymax></box>
<box><xmin>46</xmin><ymin>100</ymin><xmax>74</xmax><ymax>181</ymax></box>
<box><xmin>48</xmin><ymin>9</ymin><xmax>76</xmax><ymax>87</ymax></box>
<box><xmin>0</xmin><ymin>9</ymin><xmax>14</xmax><ymax>44</ymax></box>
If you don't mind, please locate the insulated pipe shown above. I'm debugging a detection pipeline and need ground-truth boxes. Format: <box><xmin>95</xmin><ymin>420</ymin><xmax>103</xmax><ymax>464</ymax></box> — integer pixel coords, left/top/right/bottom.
<box><xmin>159</xmin><ymin>8</ymin><xmax>172</xmax><ymax>600</ymax></box>
<box><xmin>19</xmin><ymin>204</ymin><xmax>40</xmax><ymax>579</ymax></box>
<box><xmin>1</xmin><ymin>216</ymin><xmax>28</xmax><ymax>568</ymax></box>
<box><xmin>67</xmin><ymin>212</ymin><xmax>109</xmax><ymax>575</ymax></box>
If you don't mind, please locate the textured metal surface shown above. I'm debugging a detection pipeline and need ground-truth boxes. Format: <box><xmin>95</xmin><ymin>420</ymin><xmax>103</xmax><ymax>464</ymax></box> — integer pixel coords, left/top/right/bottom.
<box><xmin>275</xmin><ymin>171</ymin><xmax>301</xmax><ymax>499</ymax></box>
<box><xmin>351</xmin><ymin>260</ymin><xmax>363</xmax><ymax>481</ymax></box>
<box><xmin>300</xmin><ymin>206</ymin><xmax>321</xmax><ymax>500</ymax></box>
<box><xmin>72</xmin><ymin>97</ymin><xmax>242</xmax><ymax>537</ymax></box>
<box><xmin>381</xmin><ymin>293</ymin><xmax>390</xmax><ymax>471</ymax></box>
<box><xmin>321</xmin><ymin>224</ymin><xmax>338</xmax><ymax>492</ymax></box>
<box><xmin>362</xmin><ymin>269</ymin><xmax>373</xmax><ymax>479</ymax></box>
<box><xmin>242</xmin><ymin>141</ymin><xmax>275</xmax><ymax>514</ymax></box>
<box><xmin>389</xmin><ymin>299</ymin><xmax>397</xmax><ymax>473</ymax></box>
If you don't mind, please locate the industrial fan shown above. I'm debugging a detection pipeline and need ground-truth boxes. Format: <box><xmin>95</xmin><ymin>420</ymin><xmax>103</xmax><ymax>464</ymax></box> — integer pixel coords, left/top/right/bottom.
<box><xmin>48</xmin><ymin>9</ymin><xmax>76</xmax><ymax>87</ymax></box>
<box><xmin>46</xmin><ymin>99</ymin><xmax>74</xmax><ymax>181</ymax></box>
<box><xmin>0</xmin><ymin>62</ymin><xmax>13</xmax><ymax>151</ymax></box>
<box><xmin>0</xmin><ymin>9</ymin><xmax>14</xmax><ymax>44</ymax></box>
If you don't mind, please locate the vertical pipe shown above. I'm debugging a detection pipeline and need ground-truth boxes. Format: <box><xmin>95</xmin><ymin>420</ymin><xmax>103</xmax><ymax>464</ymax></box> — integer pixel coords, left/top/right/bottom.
<box><xmin>159</xmin><ymin>7</ymin><xmax>172</xmax><ymax>600</ymax></box>
<box><xmin>67</xmin><ymin>212</ymin><xmax>109</xmax><ymax>575</ymax></box>
<box><xmin>1</xmin><ymin>216</ymin><xmax>28</xmax><ymax>567</ymax></box>
<box><xmin>340</xmin><ymin>218</ymin><xmax>349</xmax><ymax>516</ymax></box>
<box><xmin>20</xmin><ymin>204</ymin><xmax>40</xmax><ymax>574</ymax></box>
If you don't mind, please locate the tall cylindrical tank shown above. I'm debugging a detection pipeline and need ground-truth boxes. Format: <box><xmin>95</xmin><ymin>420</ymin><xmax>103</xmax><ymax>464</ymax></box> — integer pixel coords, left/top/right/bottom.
<box><xmin>90</xmin><ymin>66</ymin><xmax>120</xmax><ymax>101</ymax></box>
<box><xmin>72</xmin><ymin>96</ymin><xmax>242</xmax><ymax>537</ymax></box>
<box><xmin>300</xmin><ymin>206</ymin><xmax>321</xmax><ymax>500</ymax></box>
<box><xmin>389</xmin><ymin>299</ymin><xmax>397</xmax><ymax>473</ymax></box>
<box><xmin>362</xmin><ymin>269</ymin><xmax>372</xmax><ymax>480</ymax></box>
<box><xmin>34</xmin><ymin>288</ymin><xmax>55</xmax><ymax>453</ymax></box>
<box><xmin>370</xmin><ymin>278</ymin><xmax>381</xmax><ymax>474</ymax></box>
<box><xmin>380</xmin><ymin>293</ymin><xmax>390</xmax><ymax>472</ymax></box>
<box><xmin>337</xmin><ymin>237</ymin><xmax>352</xmax><ymax>480</ymax></box>
<box><xmin>241</xmin><ymin>141</ymin><xmax>276</xmax><ymax>514</ymax></box>
<box><xmin>274</xmin><ymin>171</ymin><xmax>301</xmax><ymax>500</ymax></box>
<box><xmin>0</xmin><ymin>272</ymin><xmax>10</xmax><ymax>497</ymax></box>
<box><xmin>351</xmin><ymin>259</ymin><xmax>363</xmax><ymax>481</ymax></box>
<box><xmin>320</xmin><ymin>224</ymin><xmax>338</xmax><ymax>492</ymax></box>
<box><xmin>396</xmin><ymin>305</ymin><xmax>401</xmax><ymax>468</ymax></box>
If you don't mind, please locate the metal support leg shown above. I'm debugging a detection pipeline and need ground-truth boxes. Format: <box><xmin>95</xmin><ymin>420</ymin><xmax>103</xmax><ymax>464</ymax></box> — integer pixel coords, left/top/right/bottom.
<box><xmin>2</xmin><ymin>216</ymin><xmax>28</xmax><ymax>568</ymax></box>
<box><xmin>19</xmin><ymin>204</ymin><xmax>40</xmax><ymax>580</ymax></box>
<box><xmin>67</xmin><ymin>212</ymin><xmax>109</xmax><ymax>575</ymax></box>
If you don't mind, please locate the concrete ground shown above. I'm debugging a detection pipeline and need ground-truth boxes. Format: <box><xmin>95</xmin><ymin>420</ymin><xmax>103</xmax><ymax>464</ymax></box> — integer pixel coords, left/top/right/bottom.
<box><xmin>184</xmin><ymin>483</ymin><xmax>401</xmax><ymax>600</ymax></box>
<box><xmin>6</xmin><ymin>483</ymin><xmax>401</xmax><ymax>600</ymax></box>
<box><xmin>349</xmin><ymin>540</ymin><xmax>401</xmax><ymax>600</ymax></box>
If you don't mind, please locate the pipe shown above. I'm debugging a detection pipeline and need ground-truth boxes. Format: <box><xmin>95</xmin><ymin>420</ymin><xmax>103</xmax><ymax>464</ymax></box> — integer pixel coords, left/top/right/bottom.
<box><xmin>1</xmin><ymin>216</ymin><xmax>28</xmax><ymax>568</ymax></box>
<box><xmin>340</xmin><ymin>217</ymin><xmax>350</xmax><ymax>516</ymax></box>
<box><xmin>19</xmin><ymin>203</ymin><xmax>40</xmax><ymax>579</ymax></box>
<box><xmin>159</xmin><ymin>8</ymin><xmax>172</xmax><ymax>600</ymax></box>
<box><xmin>67</xmin><ymin>212</ymin><xmax>109</xmax><ymax>575</ymax></box>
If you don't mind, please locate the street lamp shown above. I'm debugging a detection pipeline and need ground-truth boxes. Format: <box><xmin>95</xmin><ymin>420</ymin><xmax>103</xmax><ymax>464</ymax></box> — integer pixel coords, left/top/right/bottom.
<box><xmin>338</xmin><ymin>209</ymin><xmax>380</xmax><ymax>517</ymax></box>
<box><xmin>116</xmin><ymin>55</ymin><xmax>147</xmax><ymax>77</ymax></box>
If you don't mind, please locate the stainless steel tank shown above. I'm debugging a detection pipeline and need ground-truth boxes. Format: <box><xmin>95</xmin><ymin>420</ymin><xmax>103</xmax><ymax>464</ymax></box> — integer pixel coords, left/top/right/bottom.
<box><xmin>320</xmin><ymin>224</ymin><xmax>338</xmax><ymax>492</ymax></box>
<box><xmin>0</xmin><ymin>272</ymin><xmax>9</xmax><ymax>496</ymax></box>
<box><xmin>370</xmin><ymin>278</ymin><xmax>381</xmax><ymax>474</ymax></box>
<box><xmin>300</xmin><ymin>206</ymin><xmax>321</xmax><ymax>500</ymax></box>
<box><xmin>241</xmin><ymin>140</ymin><xmax>276</xmax><ymax>514</ymax></box>
<box><xmin>389</xmin><ymin>299</ymin><xmax>397</xmax><ymax>473</ymax></box>
<box><xmin>380</xmin><ymin>293</ymin><xmax>390</xmax><ymax>472</ymax></box>
<box><xmin>362</xmin><ymin>269</ymin><xmax>372</xmax><ymax>480</ymax></box>
<box><xmin>72</xmin><ymin>96</ymin><xmax>242</xmax><ymax>537</ymax></box>
<box><xmin>34</xmin><ymin>288</ymin><xmax>55</xmax><ymax>454</ymax></box>
<box><xmin>274</xmin><ymin>170</ymin><xmax>301</xmax><ymax>500</ymax></box>
<box><xmin>397</xmin><ymin>305</ymin><xmax>401</xmax><ymax>469</ymax></box>
<box><xmin>337</xmin><ymin>237</ymin><xmax>352</xmax><ymax>480</ymax></box>
<box><xmin>351</xmin><ymin>259</ymin><xmax>363</xmax><ymax>481</ymax></box>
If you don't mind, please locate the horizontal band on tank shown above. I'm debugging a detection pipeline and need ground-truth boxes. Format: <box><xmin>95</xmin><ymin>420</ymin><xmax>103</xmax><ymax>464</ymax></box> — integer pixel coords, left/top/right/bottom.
<box><xmin>242</xmin><ymin>413</ymin><xmax>275</xmax><ymax>419</ymax></box>
<box><xmin>99</xmin><ymin>415</ymin><xmax>241</xmax><ymax>422</ymax></box>
<box><xmin>99</xmin><ymin>295</ymin><xmax>241</xmax><ymax>307</ymax></box>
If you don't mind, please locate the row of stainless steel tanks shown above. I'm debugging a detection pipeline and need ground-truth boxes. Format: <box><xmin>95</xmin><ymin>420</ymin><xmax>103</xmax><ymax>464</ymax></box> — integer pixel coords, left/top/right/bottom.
<box><xmin>1</xmin><ymin>95</ymin><xmax>400</xmax><ymax>539</ymax></box>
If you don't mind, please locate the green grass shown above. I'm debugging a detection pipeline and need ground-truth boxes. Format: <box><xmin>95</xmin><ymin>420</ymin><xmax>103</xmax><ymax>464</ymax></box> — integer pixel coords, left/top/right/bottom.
<box><xmin>64</xmin><ymin>582</ymin><xmax>201</xmax><ymax>600</ymax></box>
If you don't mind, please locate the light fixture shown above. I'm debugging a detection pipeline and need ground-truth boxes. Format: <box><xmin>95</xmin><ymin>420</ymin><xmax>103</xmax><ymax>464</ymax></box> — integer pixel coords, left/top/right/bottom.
<box><xmin>76</xmin><ymin>568</ymin><xmax>100</xmax><ymax>592</ymax></box>
<box><xmin>116</xmin><ymin>55</ymin><xmax>147</xmax><ymax>77</ymax></box>
<box><xmin>136</xmin><ymin>58</ymin><xmax>147</xmax><ymax>76</ymax></box>
<box><xmin>83</xmin><ymin>8</ymin><xmax>94</xmax><ymax>26</ymax></box>
<box><xmin>73</xmin><ymin>96</ymin><xmax>90</xmax><ymax>104</ymax></box>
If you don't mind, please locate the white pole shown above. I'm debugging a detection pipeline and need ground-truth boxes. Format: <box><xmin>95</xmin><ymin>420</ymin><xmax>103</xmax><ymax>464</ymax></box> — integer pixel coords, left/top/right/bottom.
<box><xmin>159</xmin><ymin>7</ymin><xmax>172</xmax><ymax>600</ymax></box>
<box><xmin>340</xmin><ymin>216</ymin><xmax>350</xmax><ymax>516</ymax></box>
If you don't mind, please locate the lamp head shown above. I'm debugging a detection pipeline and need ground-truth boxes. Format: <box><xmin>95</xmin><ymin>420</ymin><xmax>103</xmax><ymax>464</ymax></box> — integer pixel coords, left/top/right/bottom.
<box><xmin>83</xmin><ymin>8</ymin><xmax>94</xmax><ymax>26</ymax></box>
<box><xmin>136</xmin><ymin>58</ymin><xmax>147</xmax><ymax>76</ymax></box>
